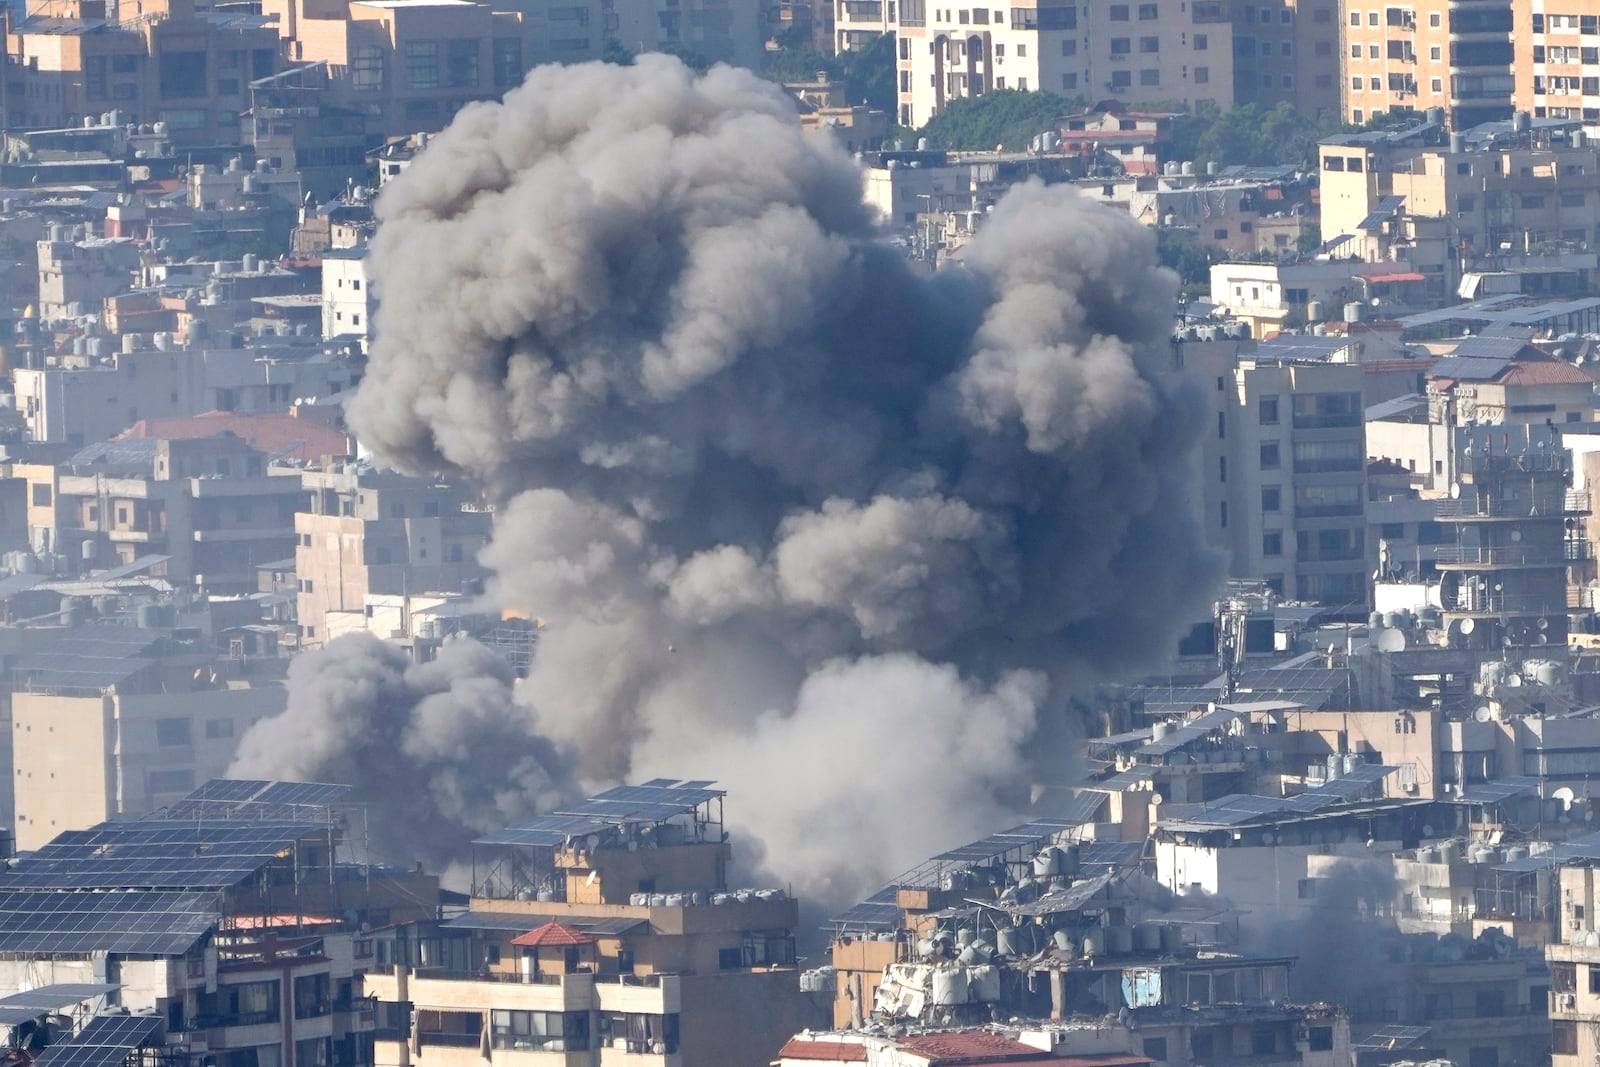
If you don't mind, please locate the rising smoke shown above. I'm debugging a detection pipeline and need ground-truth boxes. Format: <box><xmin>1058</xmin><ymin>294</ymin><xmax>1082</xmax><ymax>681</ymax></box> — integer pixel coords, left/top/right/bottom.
<box><xmin>242</xmin><ymin>56</ymin><xmax>1221</xmax><ymax>910</ymax></box>
<box><xmin>229</xmin><ymin>634</ymin><xmax>570</xmax><ymax>870</ymax></box>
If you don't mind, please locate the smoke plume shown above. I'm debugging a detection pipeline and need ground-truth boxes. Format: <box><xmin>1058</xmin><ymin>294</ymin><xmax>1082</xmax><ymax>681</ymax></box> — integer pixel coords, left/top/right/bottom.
<box><xmin>229</xmin><ymin>634</ymin><xmax>570</xmax><ymax>870</ymax></box>
<box><xmin>254</xmin><ymin>56</ymin><xmax>1220</xmax><ymax>909</ymax></box>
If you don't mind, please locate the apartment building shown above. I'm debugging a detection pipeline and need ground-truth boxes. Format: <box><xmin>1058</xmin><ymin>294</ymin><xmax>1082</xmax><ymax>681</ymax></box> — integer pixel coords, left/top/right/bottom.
<box><xmin>1339</xmin><ymin>0</ymin><xmax>1513</xmax><ymax>128</ymax></box>
<box><xmin>36</xmin><ymin>227</ymin><xmax>140</xmax><ymax>321</ymax></box>
<box><xmin>0</xmin><ymin>779</ymin><xmax>440</xmax><ymax>1067</ymax></box>
<box><xmin>5</xmin><ymin>0</ymin><xmax>282</xmax><ymax>144</ymax></box>
<box><xmin>261</xmin><ymin>0</ymin><xmax>521</xmax><ymax>138</ymax></box>
<box><xmin>293</xmin><ymin>463</ymin><xmax>489</xmax><ymax>648</ymax></box>
<box><xmin>363</xmin><ymin>779</ymin><xmax>812</xmax><ymax>1066</ymax></box>
<box><xmin>1546</xmin><ymin>860</ymin><xmax>1600</xmax><ymax>1067</ymax></box>
<box><xmin>1513</xmin><ymin>4</ymin><xmax>1600</xmax><ymax>121</ymax></box>
<box><xmin>1229</xmin><ymin>0</ymin><xmax>1341</xmax><ymax>117</ymax></box>
<box><xmin>1319</xmin><ymin>120</ymin><xmax>1600</xmax><ymax>297</ymax></box>
<box><xmin>11</xmin><ymin>432</ymin><xmax>303</xmax><ymax>592</ymax></box>
<box><xmin>879</xmin><ymin>0</ymin><xmax>1233</xmax><ymax>129</ymax></box>
<box><xmin>322</xmin><ymin>247</ymin><xmax>374</xmax><ymax>341</ymax></box>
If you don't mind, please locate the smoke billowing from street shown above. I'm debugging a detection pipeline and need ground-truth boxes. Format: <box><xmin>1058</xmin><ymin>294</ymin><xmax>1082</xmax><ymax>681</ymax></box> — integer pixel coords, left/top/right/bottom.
<box><xmin>248</xmin><ymin>56</ymin><xmax>1221</xmax><ymax>909</ymax></box>
<box><xmin>230</xmin><ymin>634</ymin><xmax>570</xmax><ymax>869</ymax></box>
<box><xmin>1257</xmin><ymin>858</ymin><xmax>1401</xmax><ymax>1006</ymax></box>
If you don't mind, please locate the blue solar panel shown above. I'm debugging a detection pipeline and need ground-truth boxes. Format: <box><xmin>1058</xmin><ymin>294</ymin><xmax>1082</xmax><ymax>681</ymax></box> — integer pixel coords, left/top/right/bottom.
<box><xmin>0</xmin><ymin>891</ymin><xmax>216</xmax><ymax>955</ymax></box>
<box><xmin>7</xmin><ymin>820</ymin><xmax>320</xmax><ymax>890</ymax></box>
<box><xmin>480</xmin><ymin>780</ymin><xmax>723</xmax><ymax>846</ymax></box>
<box><xmin>35</xmin><ymin>1014</ymin><xmax>163</xmax><ymax>1067</ymax></box>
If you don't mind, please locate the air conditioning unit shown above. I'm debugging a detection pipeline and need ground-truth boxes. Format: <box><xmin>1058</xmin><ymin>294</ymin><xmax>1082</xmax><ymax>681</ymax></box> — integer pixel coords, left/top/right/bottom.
<box><xmin>1558</xmin><ymin>992</ymin><xmax>1577</xmax><ymax>1011</ymax></box>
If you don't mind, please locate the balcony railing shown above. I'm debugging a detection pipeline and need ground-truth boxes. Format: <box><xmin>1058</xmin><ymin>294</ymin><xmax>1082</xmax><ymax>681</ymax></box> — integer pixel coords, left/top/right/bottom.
<box><xmin>1435</xmin><ymin>544</ymin><xmax>1590</xmax><ymax>566</ymax></box>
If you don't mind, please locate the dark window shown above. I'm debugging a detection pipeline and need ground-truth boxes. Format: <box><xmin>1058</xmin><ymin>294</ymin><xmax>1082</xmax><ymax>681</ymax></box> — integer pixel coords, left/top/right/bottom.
<box><xmin>156</xmin><ymin>717</ymin><xmax>192</xmax><ymax>746</ymax></box>
<box><xmin>447</xmin><ymin>39</ymin><xmax>479</xmax><ymax>88</ymax></box>
<box><xmin>1142</xmin><ymin>1038</ymin><xmax>1167</xmax><ymax>1061</ymax></box>
<box><xmin>1263</xmin><ymin>531</ymin><xmax>1282</xmax><ymax>556</ymax></box>
<box><xmin>31</xmin><ymin>484</ymin><xmax>50</xmax><ymax>507</ymax></box>
<box><xmin>1260</xmin><ymin>442</ymin><xmax>1280</xmax><ymax>469</ymax></box>
<box><xmin>493</xmin><ymin>38</ymin><xmax>522</xmax><ymax>88</ymax></box>
<box><xmin>159</xmin><ymin>50</ymin><xmax>207</xmax><ymax>99</ymax></box>
<box><xmin>1262</xmin><ymin>486</ymin><xmax>1280</xmax><ymax>512</ymax></box>
<box><xmin>1555</xmin><ymin>1022</ymin><xmax>1578</xmax><ymax>1055</ymax></box>
<box><xmin>1309</xmin><ymin>1027</ymin><xmax>1333</xmax><ymax>1051</ymax></box>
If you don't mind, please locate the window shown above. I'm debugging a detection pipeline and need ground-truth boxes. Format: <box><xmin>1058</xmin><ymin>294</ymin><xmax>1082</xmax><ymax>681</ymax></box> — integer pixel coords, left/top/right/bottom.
<box><xmin>1062</xmin><ymin>38</ymin><xmax>1076</xmax><ymax>54</ymax></box>
<box><xmin>156</xmin><ymin>717</ymin><xmax>192</xmax><ymax>746</ymax></box>
<box><xmin>1554</xmin><ymin>1023</ymin><xmax>1578</xmax><ymax>1057</ymax></box>
<box><xmin>1252</xmin><ymin>1026</ymin><xmax>1277</xmax><ymax>1055</ymax></box>
<box><xmin>1140</xmin><ymin>35</ymin><xmax>1159</xmax><ymax>51</ymax></box>
<box><xmin>1220</xmin><ymin>501</ymin><xmax>1227</xmax><ymax>528</ymax></box>
<box><xmin>1261</xmin><ymin>486</ymin><xmax>1280</xmax><ymax>512</ymax></box>
<box><xmin>159</xmin><ymin>50</ymin><xmax>207</xmax><ymax>99</ymax></box>
<box><xmin>1141</xmin><ymin>68</ymin><xmax>1160</xmax><ymax>84</ymax></box>
<box><xmin>86</xmin><ymin>55</ymin><xmax>107</xmax><ymax>100</ymax></box>
<box><xmin>1142</xmin><ymin>1038</ymin><xmax>1167</xmax><ymax>1061</ymax></box>
<box><xmin>1429</xmin><ymin>10</ymin><xmax>1439</xmax><ymax>25</ymax></box>
<box><xmin>1351</xmin><ymin>77</ymin><xmax>1363</xmax><ymax>92</ymax></box>
<box><xmin>1062</xmin><ymin>72</ymin><xmax>1078</xmax><ymax>88</ymax></box>
<box><xmin>490</xmin><ymin>1011</ymin><xmax>589</xmax><ymax>1052</ymax></box>
<box><xmin>1195</xmin><ymin>66</ymin><xmax>1208</xmax><ymax>82</ymax></box>
<box><xmin>224</xmin><ymin>981</ymin><xmax>282</xmax><ymax>1026</ymax></box>
<box><xmin>294</xmin><ymin>975</ymin><xmax>331</xmax><ymax>1020</ymax></box>
<box><xmin>447</xmin><ymin>39</ymin><xmax>479</xmax><ymax>87</ymax></box>
<box><xmin>1263</xmin><ymin>531</ymin><xmax>1282</xmax><ymax>556</ymax></box>
<box><xmin>1194</xmin><ymin>32</ymin><xmax>1207</xmax><ymax>48</ymax></box>
<box><xmin>1432</xmin><ymin>77</ymin><xmax>1443</xmax><ymax>92</ymax></box>
<box><xmin>1111</xmin><ymin>69</ymin><xmax>1132</xmax><ymax>86</ymax></box>
<box><xmin>596</xmin><ymin>1014</ymin><xmax>678</xmax><ymax>1055</ymax></box>
<box><xmin>406</xmin><ymin>42</ymin><xmax>440</xmax><ymax>89</ymax></box>
<box><xmin>1281</xmin><ymin>41</ymin><xmax>1292</xmax><ymax>55</ymax></box>
<box><xmin>31</xmin><ymin>484</ymin><xmax>50</xmax><ymax>507</ymax></box>
<box><xmin>492</xmin><ymin>38</ymin><xmax>522</xmax><ymax>88</ymax></box>
<box><xmin>1109</xmin><ymin>3</ymin><xmax>1129</xmax><ymax>16</ymax></box>
<box><xmin>1138</xmin><ymin>1</ymin><xmax>1158</xmax><ymax>14</ymax></box>
<box><xmin>1218</xmin><ymin>457</ymin><xmax>1227</xmax><ymax>482</ymax></box>
<box><xmin>1111</xmin><ymin>36</ymin><xmax>1131</xmax><ymax>53</ymax></box>
<box><xmin>205</xmin><ymin>719</ymin><xmax>234</xmax><ymax>740</ymax></box>
<box><xmin>1348</xmin><ymin>9</ymin><xmax>1358</xmax><ymax>23</ymax></box>
<box><xmin>1259</xmin><ymin>395</ymin><xmax>1279</xmax><ymax>424</ymax></box>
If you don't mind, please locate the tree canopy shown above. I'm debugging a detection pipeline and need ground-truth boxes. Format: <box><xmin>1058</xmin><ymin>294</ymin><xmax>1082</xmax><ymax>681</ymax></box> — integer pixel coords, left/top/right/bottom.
<box><xmin>761</xmin><ymin>35</ymin><xmax>897</xmax><ymax>116</ymax></box>
<box><xmin>913</xmin><ymin>89</ymin><xmax>1086</xmax><ymax>151</ymax></box>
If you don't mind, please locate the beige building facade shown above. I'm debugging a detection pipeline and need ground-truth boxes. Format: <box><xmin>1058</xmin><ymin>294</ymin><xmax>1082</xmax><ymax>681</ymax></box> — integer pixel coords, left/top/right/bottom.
<box><xmin>1338</xmin><ymin>0</ymin><xmax>1513</xmax><ymax>128</ymax></box>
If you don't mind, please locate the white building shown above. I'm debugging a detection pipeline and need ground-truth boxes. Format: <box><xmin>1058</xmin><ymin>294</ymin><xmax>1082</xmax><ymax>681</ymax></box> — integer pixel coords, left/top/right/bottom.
<box><xmin>863</xmin><ymin>0</ymin><xmax>1233</xmax><ymax>130</ymax></box>
<box><xmin>322</xmin><ymin>248</ymin><xmax>374</xmax><ymax>341</ymax></box>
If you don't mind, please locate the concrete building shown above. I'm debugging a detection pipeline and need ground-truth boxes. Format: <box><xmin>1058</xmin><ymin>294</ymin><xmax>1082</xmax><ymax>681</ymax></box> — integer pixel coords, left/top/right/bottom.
<box><xmin>5</xmin><ymin>0</ymin><xmax>282</xmax><ymax>144</ymax></box>
<box><xmin>321</xmin><ymin>248</ymin><xmax>374</xmax><ymax>341</ymax></box>
<box><xmin>293</xmin><ymin>463</ymin><xmax>489</xmax><ymax>648</ymax></box>
<box><xmin>12</xmin><ymin>343</ymin><xmax>357</xmax><ymax>448</ymax></box>
<box><xmin>9</xmin><ymin>625</ymin><xmax>289</xmax><ymax>849</ymax></box>
<box><xmin>1228</xmin><ymin>0</ymin><xmax>1341</xmax><ymax>117</ymax></box>
<box><xmin>364</xmin><ymin>779</ymin><xmax>815</xmax><ymax>1066</ymax></box>
<box><xmin>1338</xmin><ymin>0</ymin><xmax>1513</xmax><ymax>128</ymax></box>
<box><xmin>1319</xmin><ymin>119</ymin><xmax>1600</xmax><ymax>296</ymax></box>
<box><xmin>1515</xmin><ymin>3</ymin><xmax>1600</xmax><ymax>121</ymax></box>
<box><xmin>879</xmin><ymin>0</ymin><xmax>1233</xmax><ymax>129</ymax></box>
<box><xmin>0</xmin><ymin>779</ymin><xmax>439</xmax><ymax>1067</ymax></box>
<box><xmin>35</xmin><ymin>226</ymin><xmax>140</xmax><ymax>321</ymax></box>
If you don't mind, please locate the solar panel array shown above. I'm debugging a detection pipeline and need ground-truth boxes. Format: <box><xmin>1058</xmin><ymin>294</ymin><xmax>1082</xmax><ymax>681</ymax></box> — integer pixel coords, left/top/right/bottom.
<box><xmin>0</xmin><ymin>891</ymin><xmax>217</xmax><ymax>955</ymax></box>
<box><xmin>6</xmin><ymin>820</ymin><xmax>320</xmax><ymax>891</ymax></box>
<box><xmin>1083</xmin><ymin>768</ymin><xmax>1161</xmax><ymax>794</ymax></box>
<box><xmin>0</xmin><ymin>985</ymin><xmax>118</xmax><ymax>1026</ymax></box>
<box><xmin>34</xmin><ymin>1014</ymin><xmax>163</xmax><ymax>1067</ymax></box>
<box><xmin>826</xmin><ymin>887</ymin><xmax>901</xmax><ymax>931</ymax></box>
<box><xmin>1162</xmin><ymin>767</ymin><xmax>1398</xmax><ymax>829</ymax></box>
<box><xmin>1453</xmin><ymin>777</ymin><xmax>1541</xmax><ymax>805</ymax></box>
<box><xmin>478</xmin><ymin>779</ymin><xmax>723</xmax><ymax>848</ymax></box>
<box><xmin>1496</xmin><ymin>830</ymin><xmax>1600</xmax><ymax>873</ymax></box>
<box><xmin>932</xmin><ymin>819</ymin><xmax>1078</xmax><ymax>865</ymax></box>
<box><xmin>1140</xmin><ymin>708</ymin><xmax>1243</xmax><ymax>758</ymax></box>
<box><xmin>1078</xmin><ymin>841</ymin><xmax>1145</xmax><ymax>869</ymax></box>
<box><xmin>1351</xmin><ymin>1024</ymin><xmax>1432</xmax><ymax>1051</ymax></box>
<box><xmin>162</xmin><ymin>780</ymin><xmax>352</xmax><ymax>822</ymax></box>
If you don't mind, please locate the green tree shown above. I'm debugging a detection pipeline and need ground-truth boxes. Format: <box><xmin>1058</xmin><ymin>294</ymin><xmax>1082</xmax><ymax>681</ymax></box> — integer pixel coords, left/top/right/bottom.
<box><xmin>762</xmin><ymin>34</ymin><xmax>896</xmax><ymax>115</ymax></box>
<box><xmin>915</xmin><ymin>89</ymin><xmax>1085</xmax><ymax>151</ymax></box>
<box><xmin>1157</xmin><ymin>227</ymin><xmax>1223</xmax><ymax>303</ymax></box>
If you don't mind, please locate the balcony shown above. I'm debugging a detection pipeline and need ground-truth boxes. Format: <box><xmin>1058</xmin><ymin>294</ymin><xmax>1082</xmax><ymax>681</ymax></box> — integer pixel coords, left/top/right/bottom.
<box><xmin>1435</xmin><ymin>543</ymin><xmax>1589</xmax><ymax>567</ymax></box>
<box><xmin>1444</xmin><ymin>591</ymin><xmax>1569</xmax><ymax>616</ymax></box>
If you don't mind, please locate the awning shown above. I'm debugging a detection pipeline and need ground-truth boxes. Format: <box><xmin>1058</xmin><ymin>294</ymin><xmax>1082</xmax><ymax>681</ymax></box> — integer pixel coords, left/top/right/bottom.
<box><xmin>1360</xmin><ymin>272</ymin><xmax>1426</xmax><ymax>283</ymax></box>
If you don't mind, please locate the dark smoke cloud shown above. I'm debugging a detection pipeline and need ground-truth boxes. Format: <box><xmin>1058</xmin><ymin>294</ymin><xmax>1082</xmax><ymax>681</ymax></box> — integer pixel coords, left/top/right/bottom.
<box><xmin>229</xmin><ymin>634</ymin><xmax>570</xmax><ymax>870</ymax></box>
<box><xmin>249</xmin><ymin>56</ymin><xmax>1221</xmax><ymax>909</ymax></box>
<box><xmin>1256</xmin><ymin>858</ymin><xmax>1401</xmax><ymax>1006</ymax></box>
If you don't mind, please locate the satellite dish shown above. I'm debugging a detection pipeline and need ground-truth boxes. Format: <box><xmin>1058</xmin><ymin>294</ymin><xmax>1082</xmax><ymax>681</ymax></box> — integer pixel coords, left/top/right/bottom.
<box><xmin>1537</xmin><ymin>633</ymin><xmax>1550</xmax><ymax>645</ymax></box>
<box><xmin>1422</xmin><ymin>824</ymin><xmax>1435</xmax><ymax>836</ymax></box>
<box><xmin>1539</xmin><ymin>617</ymin><xmax>1551</xmax><ymax>630</ymax></box>
<box><xmin>1460</xmin><ymin>617</ymin><xmax>1477</xmax><ymax>635</ymax></box>
<box><xmin>1376</xmin><ymin>628</ymin><xmax>1407</xmax><ymax>652</ymax></box>
<box><xmin>1511</xmin><ymin>529</ymin><xmax>1523</xmax><ymax>542</ymax></box>
<box><xmin>1450</xmin><ymin>482</ymin><xmax>1461</xmax><ymax>499</ymax></box>
<box><xmin>1260</xmin><ymin>832</ymin><xmax>1276</xmax><ymax>845</ymax></box>
<box><xmin>1554</xmin><ymin>787</ymin><xmax>1577</xmax><ymax>811</ymax></box>
<box><xmin>1474</xmin><ymin>706</ymin><xmax>1493</xmax><ymax>722</ymax></box>
<box><xmin>1150</xmin><ymin>793</ymin><xmax>1164</xmax><ymax>805</ymax></box>
<box><xmin>1506</xmin><ymin>674</ymin><xmax>1523</xmax><ymax>687</ymax></box>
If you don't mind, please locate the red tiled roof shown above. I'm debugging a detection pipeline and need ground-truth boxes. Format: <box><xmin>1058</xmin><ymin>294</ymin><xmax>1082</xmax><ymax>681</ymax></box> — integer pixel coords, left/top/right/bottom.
<box><xmin>118</xmin><ymin>411</ymin><xmax>352</xmax><ymax>464</ymax></box>
<box><xmin>510</xmin><ymin>922</ymin><xmax>593</xmax><ymax>948</ymax></box>
<box><xmin>778</xmin><ymin>1039</ymin><xmax>869</xmax><ymax>1062</ymax></box>
<box><xmin>1498</xmin><ymin>357</ymin><xmax>1596</xmax><ymax>386</ymax></box>
<box><xmin>898</xmin><ymin>1032</ymin><xmax>1053</xmax><ymax>1064</ymax></box>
